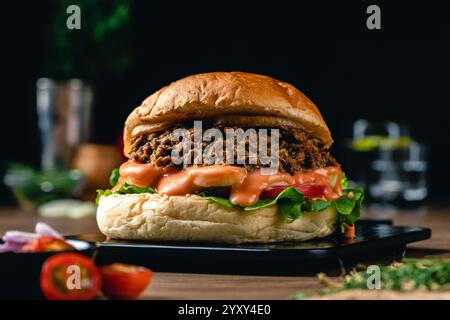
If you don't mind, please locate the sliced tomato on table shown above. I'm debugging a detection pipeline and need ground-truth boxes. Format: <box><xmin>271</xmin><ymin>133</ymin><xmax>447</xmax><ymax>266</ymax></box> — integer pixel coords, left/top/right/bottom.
<box><xmin>100</xmin><ymin>263</ymin><xmax>152</xmax><ymax>299</ymax></box>
<box><xmin>20</xmin><ymin>237</ymin><xmax>75</xmax><ymax>253</ymax></box>
<box><xmin>40</xmin><ymin>253</ymin><xmax>101</xmax><ymax>300</ymax></box>
<box><xmin>260</xmin><ymin>183</ymin><xmax>326</xmax><ymax>200</ymax></box>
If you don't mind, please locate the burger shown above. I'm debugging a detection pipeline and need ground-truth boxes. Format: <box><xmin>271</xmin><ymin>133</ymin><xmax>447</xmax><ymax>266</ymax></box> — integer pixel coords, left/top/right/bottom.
<box><xmin>96</xmin><ymin>72</ymin><xmax>363</xmax><ymax>243</ymax></box>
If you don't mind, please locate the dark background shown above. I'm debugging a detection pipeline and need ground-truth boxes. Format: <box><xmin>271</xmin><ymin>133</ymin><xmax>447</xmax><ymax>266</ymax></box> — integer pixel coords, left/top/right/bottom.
<box><xmin>0</xmin><ymin>0</ymin><xmax>449</xmax><ymax>203</ymax></box>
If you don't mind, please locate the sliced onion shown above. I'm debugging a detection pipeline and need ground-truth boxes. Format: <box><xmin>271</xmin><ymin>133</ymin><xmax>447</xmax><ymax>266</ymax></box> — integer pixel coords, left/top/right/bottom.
<box><xmin>1</xmin><ymin>222</ymin><xmax>64</xmax><ymax>253</ymax></box>
<box><xmin>35</xmin><ymin>222</ymin><xmax>63</xmax><ymax>239</ymax></box>
<box><xmin>2</xmin><ymin>231</ymin><xmax>39</xmax><ymax>244</ymax></box>
<box><xmin>0</xmin><ymin>241</ymin><xmax>23</xmax><ymax>253</ymax></box>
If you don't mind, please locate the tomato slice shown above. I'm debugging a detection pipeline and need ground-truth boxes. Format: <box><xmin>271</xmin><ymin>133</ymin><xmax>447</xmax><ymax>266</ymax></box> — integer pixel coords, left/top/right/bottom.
<box><xmin>100</xmin><ymin>263</ymin><xmax>152</xmax><ymax>300</ymax></box>
<box><xmin>40</xmin><ymin>253</ymin><xmax>101</xmax><ymax>300</ymax></box>
<box><xmin>260</xmin><ymin>184</ymin><xmax>326</xmax><ymax>200</ymax></box>
<box><xmin>20</xmin><ymin>237</ymin><xmax>75</xmax><ymax>253</ymax></box>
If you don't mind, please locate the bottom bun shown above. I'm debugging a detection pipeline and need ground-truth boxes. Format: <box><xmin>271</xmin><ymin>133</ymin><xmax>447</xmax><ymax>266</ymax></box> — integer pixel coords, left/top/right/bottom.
<box><xmin>96</xmin><ymin>193</ymin><xmax>337</xmax><ymax>244</ymax></box>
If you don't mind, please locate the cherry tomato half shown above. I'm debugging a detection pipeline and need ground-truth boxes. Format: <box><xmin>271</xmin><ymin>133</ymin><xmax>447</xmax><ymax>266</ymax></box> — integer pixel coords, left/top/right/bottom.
<box><xmin>20</xmin><ymin>237</ymin><xmax>75</xmax><ymax>253</ymax></box>
<box><xmin>40</xmin><ymin>253</ymin><xmax>101</xmax><ymax>300</ymax></box>
<box><xmin>260</xmin><ymin>184</ymin><xmax>326</xmax><ymax>200</ymax></box>
<box><xmin>100</xmin><ymin>263</ymin><xmax>152</xmax><ymax>300</ymax></box>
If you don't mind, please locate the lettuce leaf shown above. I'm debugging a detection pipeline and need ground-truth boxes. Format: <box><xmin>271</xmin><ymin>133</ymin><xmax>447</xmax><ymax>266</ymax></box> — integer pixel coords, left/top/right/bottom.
<box><xmin>334</xmin><ymin>196</ymin><xmax>355</xmax><ymax>215</ymax></box>
<box><xmin>201</xmin><ymin>187</ymin><xmax>305</xmax><ymax>222</ymax></box>
<box><xmin>95</xmin><ymin>182</ymin><xmax>156</xmax><ymax>205</ymax></box>
<box><xmin>278</xmin><ymin>201</ymin><xmax>303</xmax><ymax>222</ymax></box>
<box><xmin>200</xmin><ymin>179</ymin><xmax>364</xmax><ymax>231</ymax></box>
<box><xmin>95</xmin><ymin>189</ymin><xmax>112</xmax><ymax>206</ymax></box>
<box><xmin>109</xmin><ymin>168</ymin><xmax>120</xmax><ymax>187</ymax></box>
<box><xmin>303</xmin><ymin>199</ymin><xmax>331</xmax><ymax>212</ymax></box>
<box><xmin>200</xmin><ymin>195</ymin><xmax>236</xmax><ymax>208</ymax></box>
<box><xmin>243</xmin><ymin>187</ymin><xmax>304</xmax><ymax>222</ymax></box>
<box><xmin>336</xmin><ymin>188</ymin><xmax>364</xmax><ymax>232</ymax></box>
<box><xmin>340</xmin><ymin>174</ymin><xmax>349</xmax><ymax>190</ymax></box>
<box><xmin>115</xmin><ymin>182</ymin><xmax>156</xmax><ymax>195</ymax></box>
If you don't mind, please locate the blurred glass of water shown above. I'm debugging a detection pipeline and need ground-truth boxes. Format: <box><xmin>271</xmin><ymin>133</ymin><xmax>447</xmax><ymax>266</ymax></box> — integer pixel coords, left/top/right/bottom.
<box><xmin>370</xmin><ymin>142</ymin><xmax>427</xmax><ymax>206</ymax></box>
<box><xmin>402</xmin><ymin>142</ymin><xmax>428</xmax><ymax>201</ymax></box>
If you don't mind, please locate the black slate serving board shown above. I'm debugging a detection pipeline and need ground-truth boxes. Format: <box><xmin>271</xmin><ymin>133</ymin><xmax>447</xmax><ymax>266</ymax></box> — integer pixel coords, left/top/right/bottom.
<box><xmin>74</xmin><ymin>220</ymin><xmax>431</xmax><ymax>276</ymax></box>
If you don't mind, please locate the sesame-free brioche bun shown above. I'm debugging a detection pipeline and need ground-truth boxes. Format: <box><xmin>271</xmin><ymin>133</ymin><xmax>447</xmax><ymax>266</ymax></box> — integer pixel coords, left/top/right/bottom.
<box><xmin>97</xmin><ymin>193</ymin><xmax>337</xmax><ymax>244</ymax></box>
<box><xmin>124</xmin><ymin>72</ymin><xmax>332</xmax><ymax>157</ymax></box>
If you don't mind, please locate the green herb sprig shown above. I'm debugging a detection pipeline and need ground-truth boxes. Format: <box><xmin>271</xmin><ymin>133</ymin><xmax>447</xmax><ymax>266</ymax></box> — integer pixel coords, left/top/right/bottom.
<box><xmin>324</xmin><ymin>257</ymin><xmax>450</xmax><ymax>293</ymax></box>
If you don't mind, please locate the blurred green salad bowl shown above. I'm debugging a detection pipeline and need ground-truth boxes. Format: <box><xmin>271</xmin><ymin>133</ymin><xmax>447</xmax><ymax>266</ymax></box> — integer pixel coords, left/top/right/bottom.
<box><xmin>3</xmin><ymin>164</ymin><xmax>83</xmax><ymax>212</ymax></box>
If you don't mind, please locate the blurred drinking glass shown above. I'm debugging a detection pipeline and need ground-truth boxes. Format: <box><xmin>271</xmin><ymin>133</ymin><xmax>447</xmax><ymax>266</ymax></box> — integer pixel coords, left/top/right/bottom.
<box><xmin>348</xmin><ymin>120</ymin><xmax>409</xmax><ymax>191</ymax></box>
<box><xmin>346</xmin><ymin>120</ymin><xmax>426</xmax><ymax>208</ymax></box>
<box><xmin>370</xmin><ymin>142</ymin><xmax>427</xmax><ymax>207</ymax></box>
<box><xmin>36</xmin><ymin>78</ymin><xmax>93</xmax><ymax>170</ymax></box>
<box><xmin>402</xmin><ymin>142</ymin><xmax>428</xmax><ymax>202</ymax></box>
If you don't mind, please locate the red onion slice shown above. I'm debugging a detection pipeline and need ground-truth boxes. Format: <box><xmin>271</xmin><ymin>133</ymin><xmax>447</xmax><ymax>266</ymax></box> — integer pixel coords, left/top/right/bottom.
<box><xmin>35</xmin><ymin>222</ymin><xmax>63</xmax><ymax>239</ymax></box>
<box><xmin>2</xmin><ymin>231</ymin><xmax>39</xmax><ymax>244</ymax></box>
<box><xmin>0</xmin><ymin>241</ymin><xmax>23</xmax><ymax>253</ymax></box>
<box><xmin>1</xmin><ymin>222</ymin><xmax>65</xmax><ymax>253</ymax></box>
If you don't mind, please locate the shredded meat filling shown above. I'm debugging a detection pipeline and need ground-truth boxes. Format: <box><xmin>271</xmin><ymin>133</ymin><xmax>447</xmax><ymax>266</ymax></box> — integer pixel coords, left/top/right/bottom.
<box><xmin>129</xmin><ymin>124</ymin><xmax>338</xmax><ymax>174</ymax></box>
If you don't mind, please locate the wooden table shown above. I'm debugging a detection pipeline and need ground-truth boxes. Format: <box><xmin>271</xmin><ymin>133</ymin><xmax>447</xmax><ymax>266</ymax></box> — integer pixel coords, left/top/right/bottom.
<box><xmin>1</xmin><ymin>206</ymin><xmax>449</xmax><ymax>300</ymax></box>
